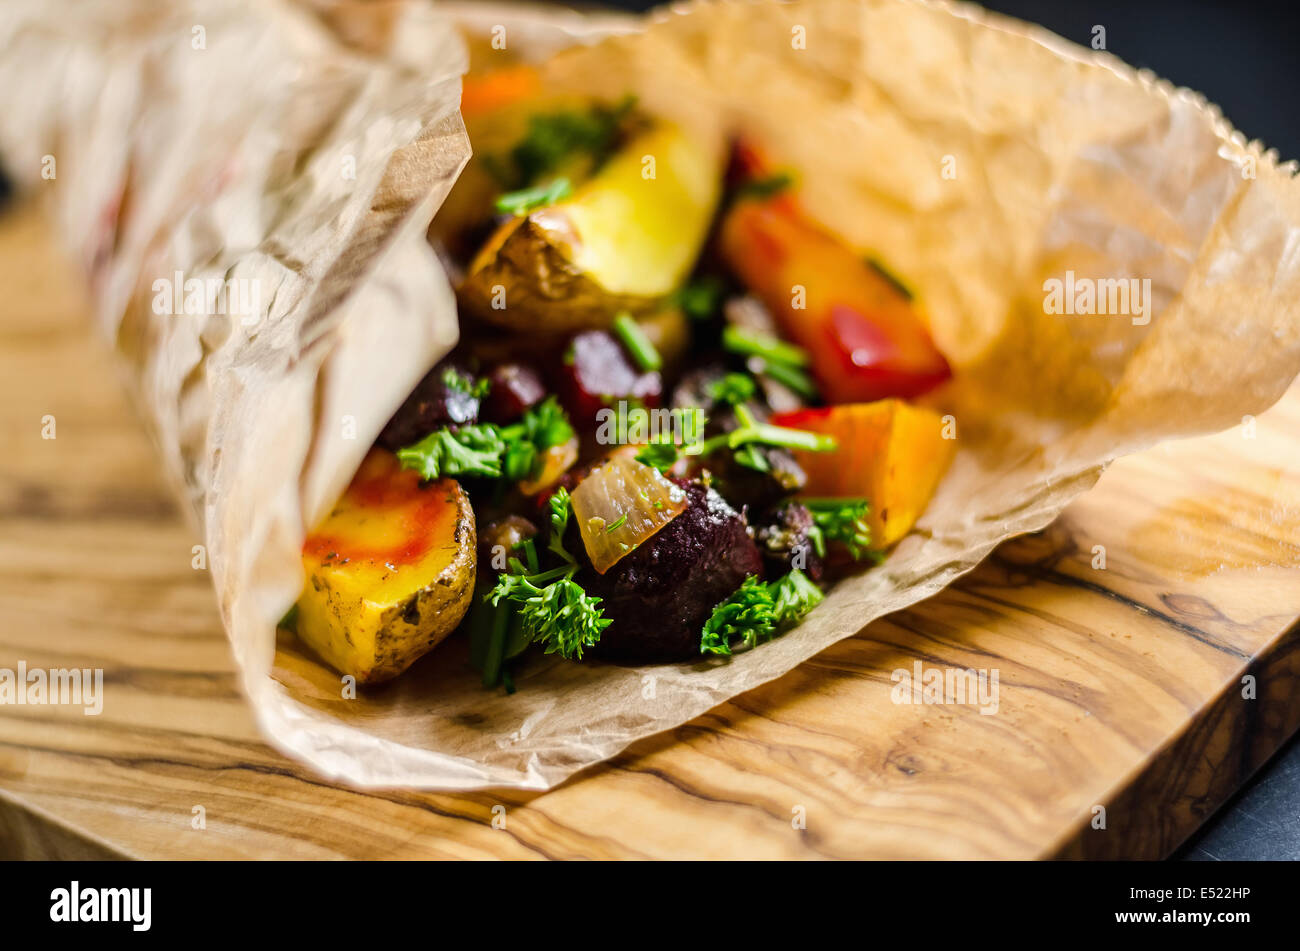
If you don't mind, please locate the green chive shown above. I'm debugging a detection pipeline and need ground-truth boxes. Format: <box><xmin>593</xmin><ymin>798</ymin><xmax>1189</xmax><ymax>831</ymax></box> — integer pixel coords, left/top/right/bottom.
<box><xmin>612</xmin><ymin>312</ymin><xmax>662</xmax><ymax>372</ymax></box>
<box><xmin>495</xmin><ymin>177</ymin><xmax>573</xmax><ymax>216</ymax></box>
<box><xmin>864</xmin><ymin>256</ymin><xmax>914</xmax><ymax>300</ymax></box>
<box><xmin>734</xmin><ymin>172</ymin><xmax>794</xmax><ymax>201</ymax></box>
<box><xmin>606</xmin><ymin>514</ymin><xmax>628</xmax><ymax>533</ymax></box>
<box><xmin>722</xmin><ymin>325</ymin><xmax>810</xmax><ymax>369</ymax></box>
<box><xmin>754</xmin><ymin>359</ymin><xmax>819</xmax><ymax>399</ymax></box>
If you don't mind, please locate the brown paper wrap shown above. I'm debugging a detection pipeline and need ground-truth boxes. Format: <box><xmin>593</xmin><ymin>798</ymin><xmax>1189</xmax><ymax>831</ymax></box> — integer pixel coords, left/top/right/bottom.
<box><xmin>4</xmin><ymin>0</ymin><xmax>1299</xmax><ymax>790</ymax></box>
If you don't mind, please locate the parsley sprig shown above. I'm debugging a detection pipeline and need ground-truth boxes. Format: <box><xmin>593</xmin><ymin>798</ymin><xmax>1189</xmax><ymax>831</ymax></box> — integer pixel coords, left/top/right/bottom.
<box><xmin>699</xmin><ymin>568</ymin><xmax>824</xmax><ymax>656</ymax></box>
<box><xmin>804</xmin><ymin>498</ymin><xmax>878</xmax><ymax>562</ymax></box>
<box><xmin>708</xmin><ymin>372</ymin><xmax>757</xmax><ymax>407</ymax></box>
<box><xmin>484</xmin><ymin>96</ymin><xmax>637</xmax><ymax>191</ymax></box>
<box><xmin>396</xmin><ymin>424</ymin><xmax>507</xmax><ymax>480</ymax></box>
<box><xmin>635</xmin><ymin>438</ymin><xmax>680</xmax><ymax>473</ymax></box>
<box><xmin>487</xmin><ymin>489</ymin><xmax>610</xmax><ymax>660</ymax></box>
<box><xmin>396</xmin><ymin>397</ymin><xmax>574</xmax><ymax>483</ymax></box>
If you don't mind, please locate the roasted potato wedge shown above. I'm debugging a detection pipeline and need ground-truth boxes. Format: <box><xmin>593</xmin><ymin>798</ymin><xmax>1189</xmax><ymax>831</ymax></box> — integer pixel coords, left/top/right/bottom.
<box><xmin>459</xmin><ymin>121</ymin><xmax>723</xmax><ymax>332</ymax></box>
<box><xmin>296</xmin><ymin>449</ymin><xmax>476</xmax><ymax>683</ymax></box>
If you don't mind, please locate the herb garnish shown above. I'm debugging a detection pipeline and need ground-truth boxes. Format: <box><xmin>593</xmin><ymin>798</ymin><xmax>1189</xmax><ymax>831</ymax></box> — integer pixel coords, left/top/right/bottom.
<box><xmin>495</xmin><ymin>177</ymin><xmax>573</xmax><ymax>216</ymax></box>
<box><xmin>734</xmin><ymin>171</ymin><xmax>795</xmax><ymax>202</ymax></box>
<box><xmin>699</xmin><ymin>568</ymin><xmax>824</xmax><ymax>656</ymax></box>
<box><xmin>634</xmin><ymin>437</ymin><xmax>681</xmax><ymax>473</ymax></box>
<box><xmin>673</xmin><ymin>276</ymin><xmax>725</xmax><ymax>321</ymax></box>
<box><xmin>722</xmin><ymin>326</ymin><xmax>819</xmax><ymax>399</ymax></box>
<box><xmin>698</xmin><ymin>403</ymin><xmax>835</xmax><ymax>473</ymax></box>
<box><xmin>699</xmin><ymin>576</ymin><xmax>776</xmax><ymax>655</ymax></box>
<box><xmin>395</xmin><ymin>424</ymin><xmax>507</xmax><ymax>480</ymax></box>
<box><xmin>396</xmin><ymin>397</ymin><xmax>574</xmax><ymax>483</ymax></box>
<box><xmin>484</xmin><ymin>96</ymin><xmax>637</xmax><ymax>191</ymax></box>
<box><xmin>612</xmin><ymin>311</ymin><xmax>662</xmax><ymax>372</ymax></box>
<box><xmin>708</xmin><ymin>372</ymin><xmax>757</xmax><ymax>407</ymax></box>
<box><xmin>803</xmin><ymin>498</ymin><xmax>878</xmax><ymax>562</ymax></box>
<box><xmin>487</xmin><ymin>490</ymin><xmax>610</xmax><ymax>661</ymax></box>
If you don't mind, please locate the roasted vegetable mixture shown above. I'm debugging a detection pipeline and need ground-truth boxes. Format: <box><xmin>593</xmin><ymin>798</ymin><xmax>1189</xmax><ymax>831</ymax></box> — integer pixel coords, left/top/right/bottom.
<box><xmin>292</xmin><ymin>68</ymin><xmax>955</xmax><ymax>689</ymax></box>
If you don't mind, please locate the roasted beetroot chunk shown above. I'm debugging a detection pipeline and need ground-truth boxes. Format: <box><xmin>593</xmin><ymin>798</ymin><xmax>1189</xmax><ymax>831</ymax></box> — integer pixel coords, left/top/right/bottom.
<box><xmin>482</xmin><ymin>361</ymin><xmax>546</xmax><ymax>423</ymax></box>
<box><xmin>579</xmin><ymin>480</ymin><xmax>762</xmax><ymax>664</ymax></box>
<box><xmin>376</xmin><ymin>361</ymin><xmax>481</xmax><ymax>450</ymax></box>
<box><xmin>753</xmin><ymin>501</ymin><xmax>824</xmax><ymax>582</ymax></box>
<box><xmin>559</xmin><ymin>329</ymin><xmax>661</xmax><ymax>429</ymax></box>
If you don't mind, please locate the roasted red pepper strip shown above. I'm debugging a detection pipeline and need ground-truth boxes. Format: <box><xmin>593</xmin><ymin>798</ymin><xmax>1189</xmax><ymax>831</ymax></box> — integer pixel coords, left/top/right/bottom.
<box><xmin>719</xmin><ymin>142</ymin><xmax>951</xmax><ymax>403</ymax></box>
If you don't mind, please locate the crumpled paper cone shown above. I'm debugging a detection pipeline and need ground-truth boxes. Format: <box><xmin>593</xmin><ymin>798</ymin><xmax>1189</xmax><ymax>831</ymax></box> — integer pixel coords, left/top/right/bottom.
<box><xmin>4</xmin><ymin>0</ymin><xmax>1299</xmax><ymax>791</ymax></box>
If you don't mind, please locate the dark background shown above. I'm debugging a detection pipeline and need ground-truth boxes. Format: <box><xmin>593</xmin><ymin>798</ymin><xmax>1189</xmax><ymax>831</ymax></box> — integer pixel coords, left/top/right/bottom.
<box><xmin>591</xmin><ymin>0</ymin><xmax>1300</xmax><ymax>861</ymax></box>
<box><xmin>0</xmin><ymin>0</ymin><xmax>1294</xmax><ymax>859</ymax></box>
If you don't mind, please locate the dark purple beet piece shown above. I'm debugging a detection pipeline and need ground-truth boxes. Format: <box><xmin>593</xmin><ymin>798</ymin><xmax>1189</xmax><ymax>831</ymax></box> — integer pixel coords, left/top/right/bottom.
<box><xmin>482</xmin><ymin>362</ymin><xmax>546</xmax><ymax>423</ymax></box>
<box><xmin>376</xmin><ymin>361</ymin><xmax>480</xmax><ymax>450</ymax></box>
<box><xmin>753</xmin><ymin>501</ymin><xmax>823</xmax><ymax>582</ymax></box>
<box><xmin>559</xmin><ymin>330</ymin><xmax>661</xmax><ymax>428</ymax></box>
<box><xmin>580</xmin><ymin>480</ymin><xmax>762</xmax><ymax>664</ymax></box>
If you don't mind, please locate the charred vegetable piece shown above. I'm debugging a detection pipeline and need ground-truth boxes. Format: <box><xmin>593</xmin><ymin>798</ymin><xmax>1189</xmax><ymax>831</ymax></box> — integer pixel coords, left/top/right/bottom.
<box><xmin>580</xmin><ymin>480</ymin><xmax>763</xmax><ymax>664</ymax></box>
<box><xmin>753</xmin><ymin>501</ymin><xmax>824</xmax><ymax>581</ymax></box>
<box><xmin>297</xmin><ymin>449</ymin><xmax>476</xmax><ymax>683</ymax></box>
<box><xmin>376</xmin><ymin>362</ymin><xmax>483</xmax><ymax>451</ymax></box>
<box><xmin>705</xmin><ymin>441</ymin><xmax>806</xmax><ymax>512</ymax></box>
<box><xmin>571</xmin><ymin>454</ymin><xmax>689</xmax><ymax>574</ymax></box>
<box><xmin>719</xmin><ymin>143</ymin><xmax>951</xmax><ymax>403</ymax></box>
<box><xmin>478</xmin><ymin>515</ymin><xmax>539</xmax><ymax>569</ymax></box>
<box><xmin>482</xmin><ymin>362</ymin><xmax>546</xmax><ymax>423</ymax></box>
<box><xmin>559</xmin><ymin>329</ymin><xmax>662</xmax><ymax>428</ymax></box>
<box><xmin>772</xmin><ymin>400</ymin><xmax>954</xmax><ymax>549</ymax></box>
<box><xmin>460</xmin><ymin>121</ymin><xmax>724</xmax><ymax>332</ymax></box>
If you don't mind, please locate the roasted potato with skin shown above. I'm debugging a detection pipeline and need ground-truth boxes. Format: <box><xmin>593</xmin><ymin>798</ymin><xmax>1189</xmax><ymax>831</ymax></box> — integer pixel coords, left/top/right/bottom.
<box><xmin>297</xmin><ymin>449</ymin><xmax>476</xmax><ymax>683</ymax></box>
<box><xmin>459</xmin><ymin>122</ymin><xmax>724</xmax><ymax>332</ymax></box>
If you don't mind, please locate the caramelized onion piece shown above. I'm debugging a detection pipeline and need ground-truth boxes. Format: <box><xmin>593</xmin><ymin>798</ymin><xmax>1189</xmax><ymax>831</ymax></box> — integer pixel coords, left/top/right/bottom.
<box><xmin>572</xmin><ymin>455</ymin><xmax>688</xmax><ymax>574</ymax></box>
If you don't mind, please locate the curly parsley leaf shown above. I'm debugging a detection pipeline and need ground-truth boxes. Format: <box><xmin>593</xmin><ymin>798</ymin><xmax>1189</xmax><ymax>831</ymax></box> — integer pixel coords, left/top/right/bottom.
<box><xmin>396</xmin><ymin>425</ymin><xmax>506</xmax><ymax>480</ymax></box>
<box><xmin>500</xmin><ymin>396</ymin><xmax>576</xmax><ymax>482</ymax></box>
<box><xmin>768</xmin><ymin>568</ymin><xmax>824</xmax><ymax>624</ymax></box>
<box><xmin>673</xmin><ymin>276</ymin><xmax>726</xmax><ymax>321</ymax></box>
<box><xmin>708</xmin><ymin>372</ymin><xmax>757</xmax><ymax>407</ymax></box>
<box><xmin>700</xmin><ymin>575</ymin><xmax>778</xmax><ymax>656</ymax></box>
<box><xmin>400</xmin><ymin>398</ymin><xmax>575</xmax><ymax>484</ymax></box>
<box><xmin>547</xmin><ymin>487</ymin><xmax>575</xmax><ymax>564</ymax></box>
<box><xmin>635</xmin><ymin>438</ymin><xmax>680</xmax><ymax>473</ymax></box>
<box><xmin>488</xmin><ymin>569</ymin><xmax>610</xmax><ymax>661</ymax></box>
<box><xmin>700</xmin><ymin>569</ymin><xmax>826</xmax><ymax>656</ymax></box>
<box><xmin>484</xmin><ymin>96</ymin><xmax>637</xmax><ymax>191</ymax></box>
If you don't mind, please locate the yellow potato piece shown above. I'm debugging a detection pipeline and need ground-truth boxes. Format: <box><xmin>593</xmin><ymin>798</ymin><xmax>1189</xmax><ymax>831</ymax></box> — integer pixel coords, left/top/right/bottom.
<box><xmin>296</xmin><ymin>449</ymin><xmax>476</xmax><ymax>683</ymax></box>
<box><xmin>460</xmin><ymin>121</ymin><xmax>723</xmax><ymax>331</ymax></box>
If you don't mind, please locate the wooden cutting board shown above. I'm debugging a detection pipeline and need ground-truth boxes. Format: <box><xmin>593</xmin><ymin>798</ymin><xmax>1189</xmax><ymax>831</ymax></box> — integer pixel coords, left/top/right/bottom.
<box><xmin>3</xmin><ymin>199</ymin><xmax>1299</xmax><ymax>860</ymax></box>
